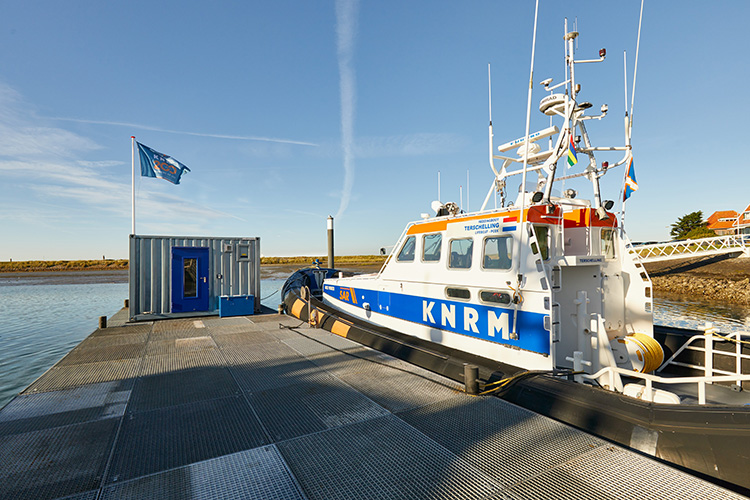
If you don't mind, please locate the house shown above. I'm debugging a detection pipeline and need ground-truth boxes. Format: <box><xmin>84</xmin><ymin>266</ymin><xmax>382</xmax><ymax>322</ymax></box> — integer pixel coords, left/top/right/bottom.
<box><xmin>706</xmin><ymin>210</ymin><xmax>739</xmax><ymax>235</ymax></box>
<box><xmin>738</xmin><ymin>203</ymin><xmax>750</xmax><ymax>236</ymax></box>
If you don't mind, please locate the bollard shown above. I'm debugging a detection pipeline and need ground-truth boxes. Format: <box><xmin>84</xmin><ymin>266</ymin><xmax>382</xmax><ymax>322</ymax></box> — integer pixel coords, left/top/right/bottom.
<box><xmin>99</xmin><ymin>316</ymin><xmax>107</xmax><ymax>329</ymax></box>
<box><xmin>124</xmin><ymin>299</ymin><xmax>129</xmax><ymax>308</ymax></box>
<box><xmin>327</xmin><ymin>215</ymin><xmax>335</xmax><ymax>269</ymax></box>
<box><xmin>278</xmin><ymin>304</ymin><xmax>284</xmax><ymax>315</ymax></box>
<box><xmin>464</xmin><ymin>363</ymin><xmax>479</xmax><ymax>395</ymax></box>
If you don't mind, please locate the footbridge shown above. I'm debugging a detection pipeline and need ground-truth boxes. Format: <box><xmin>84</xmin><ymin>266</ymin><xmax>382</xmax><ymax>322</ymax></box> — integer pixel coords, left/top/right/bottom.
<box><xmin>632</xmin><ymin>235</ymin><xmax>750</xmax><ymax>263</ymax></box>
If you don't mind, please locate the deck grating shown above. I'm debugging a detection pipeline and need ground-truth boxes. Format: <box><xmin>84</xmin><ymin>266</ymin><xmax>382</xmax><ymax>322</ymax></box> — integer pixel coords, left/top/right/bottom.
<box><xmin>0</xmin><ymin>418</ymin><xmax>118</xmax><ymax>500</ymax></box>
<box><xmin>200</xmin><ymin>316</ymin><xmax>253</xmax><ymax>328</ymax></box>
<box><xmin>107</xmin><ymin>395</ymin><xmax>269</xmax><ymax>484</ymax></box>
<box><xmin>212</xmin><ymin>330</ymin><xmax>280</xmax><ymax>347</ymax></box>
<box><xmin>398</xmin><ymin>395</ymin><xmax>607</xmax><ymax>487</ymax></box>
<box><xmin>338</xmin><ymin>361</ymin><xmax>463</xmax><ymax>413</ymax></box>
<box><xmin>507</xmin><ymin>444</ymin><xmax>744</xmax><ymax>500</ymax></box>
<box><xmin>128</xmin><ymin>366</ymin><xmax>241</xmax><ymax>413</ymax></box>
<box><xmin>139</xmin><ymin>348</ymin><xmax>224</xmax><ymax>376</ymax></box>
<box><xmin>0</xmin><ymin>381</ymin><xmax>130</xmax><ymax>436</ymax></box>
<box><xmin>89</xmin><ymin>323</ymin><xmax>152</xmax><ymax>338</ymax></box>
<box><xmin>100</xmin><ymin>446</ymin><xmax>305</xmax><ymax>500</ymax></box>
<box><xmin>0</xmin><ymin>311</ymin><xmax>744</xmax><ymax>500</ymax></box>
<box><xmin>247</xmin><ymin>378</ymin><xmax>389</xmax><ymax>441</ymax></box>
<box><xmin>74</xmin><ymin>333</ymin><xmax>148</xmax><ymax>350</ymax></box>
<box><xmin>145</xmin><ymin>336</ymin><xmax>217</xmax><ymax>356</ymax></box>
<box><xmin>278</xmin><ymin>414</ymin><xmax>502</xmax><ymax>500</ymax></box>
<box><xmin>57</xmin><ymin>343</ymin><xmax>145</xmax><ymax>366</ymax></box>
<box><xmin>23</xmin><ymin>359</ymin><xmax>140</xmax><ymax>394</ymax></box>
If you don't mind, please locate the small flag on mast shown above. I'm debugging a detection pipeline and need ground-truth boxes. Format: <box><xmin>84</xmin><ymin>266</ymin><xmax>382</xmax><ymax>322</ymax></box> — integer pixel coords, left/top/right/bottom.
<box><xmin>623</xmin><ymin>156</ymin><xmax>638</xmax><ymax>201</ymax></box>
<box><xmin>136</xmin><ymin>142</ymin><xmax>191</xmax><ymax>185</ymax></box>
<box><xmin>566</xmin><ymin>135</ymin><xmax>578</xmax><ymax>167</ymax></box>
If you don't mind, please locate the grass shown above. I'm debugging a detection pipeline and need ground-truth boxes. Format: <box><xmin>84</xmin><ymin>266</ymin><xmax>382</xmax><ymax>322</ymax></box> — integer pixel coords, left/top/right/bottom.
<box><xmin>0</xmin><ymin>255</ymin><xmax>387</xmax><ymax>272</ymax></box>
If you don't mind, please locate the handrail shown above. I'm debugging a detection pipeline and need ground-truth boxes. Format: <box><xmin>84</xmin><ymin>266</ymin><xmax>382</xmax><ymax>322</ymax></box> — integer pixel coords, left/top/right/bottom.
<box><xmin>634</xmin><ymin>234</ymin><xmax>748</xmax><ymax>263</ymax></box>
<box><xmin>581</xmin><ymin>365</ymin><xmax>750</xmax><ymax>404</ymax></box>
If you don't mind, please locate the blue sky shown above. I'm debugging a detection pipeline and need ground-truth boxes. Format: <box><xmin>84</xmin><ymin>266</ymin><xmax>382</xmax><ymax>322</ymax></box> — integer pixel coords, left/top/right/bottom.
<box><xmin>1</xmin><ymin>1</ymin><xmax>748</xmax><ymax>260</ymax></box>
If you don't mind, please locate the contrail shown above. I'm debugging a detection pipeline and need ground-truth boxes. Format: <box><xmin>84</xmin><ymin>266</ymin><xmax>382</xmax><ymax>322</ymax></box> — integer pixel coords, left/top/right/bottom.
<box><xmin>49</xmin><ymin>117</ymin><xmax>318</xmax><ymax>147</ymax></box>
<box><xmin>334</xmin><ymin>0</ymin><xmax>358</xmax><ymax>220</ymax></box>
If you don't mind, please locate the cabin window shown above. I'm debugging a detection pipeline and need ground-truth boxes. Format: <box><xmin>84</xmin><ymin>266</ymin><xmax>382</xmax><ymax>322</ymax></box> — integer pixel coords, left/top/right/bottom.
<box><xmin>532</xmin><ymin>225</ymin><xmax>550</xmax><ymax>260</ymax></box>
<box><xmin>183</xmin><ymin>258</ymin><xmax>197</xmax><ymax>298</ymax></box>
<box><xmin>601</xmin><ymin>228</ymin><xmax>616</xmax><ymax>259</ymax></box>
<box><xmin>446</xmin><ymin>287</ymin><xmax>470</xmax><ymax>300</ymax></box>
<box><xmin>479</xmin><ymin>290</ymin><xmax>511</xmax><ymax>305</ymax></box>
<box><xmin>423</xmin><ymin>233</ymin><xmax>442</xmax><ymax>262</ymax></box>
<box><xmin>482</xmin><ymin>235</ymin><xmax>513</xmax><ymax>270</ymax></box>
<box><xmin>449</xmin><ymin>238</ymin><xmax>473</xmax><ymax>269</ymax></box>
<box><xmin>397</xmin><ymin>236</ymin><xmax>416</xmax><ymax>262</ymax></box>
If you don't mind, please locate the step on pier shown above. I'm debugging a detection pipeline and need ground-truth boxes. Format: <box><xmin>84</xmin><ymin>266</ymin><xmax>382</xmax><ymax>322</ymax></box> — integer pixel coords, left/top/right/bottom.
<box><xmin>0</xmin><ymin>311</ymin><xmax>745</xmax><ymax>500</ymax></box>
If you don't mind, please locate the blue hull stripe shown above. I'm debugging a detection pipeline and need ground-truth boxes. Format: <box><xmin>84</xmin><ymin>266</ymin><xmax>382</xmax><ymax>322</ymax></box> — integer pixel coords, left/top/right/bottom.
<box><xmin>324</xmin><ymin>284</ymin><xmax>549</xmax><ymax>355</ymax></box>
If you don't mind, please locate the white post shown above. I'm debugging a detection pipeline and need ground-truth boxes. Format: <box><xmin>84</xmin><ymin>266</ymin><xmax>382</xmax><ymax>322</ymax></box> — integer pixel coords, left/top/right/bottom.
<box><xmin>131</xmin><ymin>136</ymin><xmax>136</xmax><ymax>235</ymax></box>
<box><xmin>572</xmin><ymin>351</ymin><xmax>583</xmax><ymax>383</ymax></box>
<box><xmin>704</xmin><ymin>322</ymin><xmax>714</xmax><ymax>383</ymax></box>
<box><xmin>736</xmin><ymin>332</ymin><xmax>743</xmax><ymax>387</ymax></box>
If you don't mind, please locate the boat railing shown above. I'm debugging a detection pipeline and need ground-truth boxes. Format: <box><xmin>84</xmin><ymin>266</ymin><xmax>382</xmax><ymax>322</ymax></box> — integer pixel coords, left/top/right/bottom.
<box><xmin>577</xmin><ymin>364</ymin><xmax>750</xmax><ymax>405</ymax></box>
<box><xmin>569</xmin><ymin>322</ymin><xmax>750</xmax><ymax>404</ymax></box>
<box><xmin>656</xmin><ymin>322</ymin><xmax>750</xmax><ymax>386</ymax></box>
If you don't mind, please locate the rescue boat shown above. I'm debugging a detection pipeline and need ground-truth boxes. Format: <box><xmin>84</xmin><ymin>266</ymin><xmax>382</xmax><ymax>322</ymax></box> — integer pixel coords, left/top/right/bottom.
<box><xmin>283</xmin><ymin>23</ymin><xmax>750</xmax><ymax>493</ymax></box>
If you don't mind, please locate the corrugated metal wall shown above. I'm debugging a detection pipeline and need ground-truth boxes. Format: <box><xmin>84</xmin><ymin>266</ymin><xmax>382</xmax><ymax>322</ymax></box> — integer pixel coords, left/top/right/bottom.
<box><xmin>129</xmin><ymin>235</ymin><xmax>261</xmax><ymax>321</ymax></box>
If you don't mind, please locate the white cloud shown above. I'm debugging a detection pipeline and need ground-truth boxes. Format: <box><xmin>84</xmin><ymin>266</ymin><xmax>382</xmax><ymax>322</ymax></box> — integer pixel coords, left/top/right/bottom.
<box><xmin>334</xmin><ymin>0</ymin><xmax>359</xmax><ymax>220</ymax></box>
<box><xmin>49</xmin><ymin>117</ymin><xmax>319</xmax><ymax>147</ymax></box>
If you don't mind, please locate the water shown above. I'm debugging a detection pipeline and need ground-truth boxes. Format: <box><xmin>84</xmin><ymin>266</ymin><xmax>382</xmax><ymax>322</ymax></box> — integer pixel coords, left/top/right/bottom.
<box><xmin>1</xmin><ymin>269</ymin><xmax>750</xmax><ymax>410</ymax></box>
<box><xmin>0</xmin><ymin>276</ymin><xmax>129</xmax><ymax>409</ymax></box>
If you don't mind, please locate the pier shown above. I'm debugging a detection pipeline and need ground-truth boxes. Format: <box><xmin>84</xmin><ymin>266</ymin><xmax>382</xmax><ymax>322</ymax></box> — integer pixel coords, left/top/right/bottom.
<box><xmin>0</xmin><ymin>309</ymin><xmax>745</xmax><ymax>500</ymax></box>
<box><xmin>633</xmin><ymin>234</ymin><xmax>750</xmax><ymax>263</ymax></box>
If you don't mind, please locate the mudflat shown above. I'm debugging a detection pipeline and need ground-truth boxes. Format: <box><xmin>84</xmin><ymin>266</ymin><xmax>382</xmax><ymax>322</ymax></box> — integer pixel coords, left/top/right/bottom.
<box><xmin>645</xmin><ymin>256</ymin><xmax>750</xmax><ymax>304</ymax></box>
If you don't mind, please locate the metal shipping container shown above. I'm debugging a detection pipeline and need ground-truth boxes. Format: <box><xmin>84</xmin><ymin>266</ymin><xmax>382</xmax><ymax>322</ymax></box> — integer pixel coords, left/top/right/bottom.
<box><xmin>129</xmin><ymin>235</ymin><xmax>261</xmax><ymax>321</ymax></box>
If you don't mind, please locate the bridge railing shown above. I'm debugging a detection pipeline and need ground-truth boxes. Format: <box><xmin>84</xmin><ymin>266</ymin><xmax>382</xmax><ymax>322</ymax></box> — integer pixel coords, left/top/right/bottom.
<box><xmin>632</xmin><ymin>234</ymin><xmax>749</xmax><ymax>263</ymax></box>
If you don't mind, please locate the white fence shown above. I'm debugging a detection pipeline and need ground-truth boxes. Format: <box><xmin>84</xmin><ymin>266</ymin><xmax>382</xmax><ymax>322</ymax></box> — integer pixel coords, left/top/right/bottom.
<box><xmin>632</xmin><ymin>235</ymin><xmax>750</xmax><ymax>263</ymax></box>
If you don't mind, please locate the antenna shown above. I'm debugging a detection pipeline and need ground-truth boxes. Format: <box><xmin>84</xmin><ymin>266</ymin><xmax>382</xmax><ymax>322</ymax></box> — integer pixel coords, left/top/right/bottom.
<box><xmin>519</xmin><ymin>0</ymin><xmax>540</xmax><ymax>210</ymax></box>
<box><xmin>623</xmin><ymin>51</ymin><xmax>628</xmax><ymax>117</ymax></box>
<box><xmin>437</xmin><ymin>170</ymin><xmax>441</xmax><ymax>201</ymax></box>
<box><xmin>629</xmin><ymin>0</ymin><xmax>645</xmax><ymax>132</ymax></box>
<box><xmin>488</xmin><ymin>64</ymin><xmax>492</xmax><ymax>125</ymax></box>
<box><xmin>466</xmin><ymin>169</ymin><xmax>470</xmax><ymax>213</ymax></box>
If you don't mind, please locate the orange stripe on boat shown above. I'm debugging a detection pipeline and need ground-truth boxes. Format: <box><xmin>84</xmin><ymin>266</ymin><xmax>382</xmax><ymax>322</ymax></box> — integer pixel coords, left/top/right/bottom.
<box><xmin>406</xmin><ymin>210</ymin><xmax>521</xmax><ymax>235</ymax></box>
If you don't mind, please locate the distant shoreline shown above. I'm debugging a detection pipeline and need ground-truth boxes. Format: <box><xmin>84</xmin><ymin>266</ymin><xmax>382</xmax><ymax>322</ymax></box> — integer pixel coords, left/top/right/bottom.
<box><xmin>0</xmin><ymin>256</ymin><xmax>387</xmax><ymax>273</ymax></box>
<box><xmin>4</xmin><ymin>256</ymin><xmax>748</xmax><ymax>306</ymax></box>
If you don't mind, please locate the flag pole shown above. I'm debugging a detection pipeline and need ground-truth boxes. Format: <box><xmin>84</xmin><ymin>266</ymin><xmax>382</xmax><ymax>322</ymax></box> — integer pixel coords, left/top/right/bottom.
<box><xmin>131</xmin><ymin>136</ymin><xmax>136</xmax><ymax>235</ymax></box>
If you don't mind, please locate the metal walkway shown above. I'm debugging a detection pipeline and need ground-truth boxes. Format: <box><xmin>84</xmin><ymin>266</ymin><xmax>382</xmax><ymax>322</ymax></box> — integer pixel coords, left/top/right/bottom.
<box><xmin>0</xmin><ymin>310</ymin><xmax>746</xmax><ymax>500</ymax></box>
<box><xmin>632</xmin><ymin>234</ymin><xmax>750</xmax><ymax>263</ymax></box>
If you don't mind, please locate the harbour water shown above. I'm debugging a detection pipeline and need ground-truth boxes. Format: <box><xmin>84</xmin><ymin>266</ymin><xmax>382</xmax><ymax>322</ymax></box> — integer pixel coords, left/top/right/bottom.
<box><xmin>1</xmin><ymin>269</ymin><xmax>749</xmax><ymax>410</ymax></box>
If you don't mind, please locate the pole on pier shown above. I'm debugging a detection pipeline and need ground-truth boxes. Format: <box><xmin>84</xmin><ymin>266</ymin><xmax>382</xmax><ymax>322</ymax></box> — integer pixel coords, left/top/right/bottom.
<box><xmin>327</xmin><ymin>215</ymin><xmax>335</xmax><ymax>269</ymax></box>
<box><xmin>99</xmin><ymin>316</ymin><xmax>107</xmax><ymax>329</ymax></box>
<box><xmin>464</xmin><ymin>363</ymin><xmax>479</xmax><ymax>395</ymax></box>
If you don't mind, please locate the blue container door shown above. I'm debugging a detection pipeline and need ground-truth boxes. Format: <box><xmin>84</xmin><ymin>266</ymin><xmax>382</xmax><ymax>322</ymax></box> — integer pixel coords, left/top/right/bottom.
<box><xmin>171</xmin><ymin>247</ymin><xmax>210</xmax><ymax>313</ymax></box>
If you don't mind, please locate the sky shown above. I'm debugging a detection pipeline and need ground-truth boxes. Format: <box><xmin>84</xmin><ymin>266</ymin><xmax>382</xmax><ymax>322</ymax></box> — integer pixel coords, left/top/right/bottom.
<box><xmin>1</xmin><ymin>1</ymin><xmax>749</xmax><ymax>260</ymax></box>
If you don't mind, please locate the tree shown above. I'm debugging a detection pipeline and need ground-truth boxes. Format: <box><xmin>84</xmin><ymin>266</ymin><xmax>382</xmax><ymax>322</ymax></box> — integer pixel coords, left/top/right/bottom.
<box><xmin>670</xmin><ymin>211</ymin><xmax>708</xmax><ymax>240</ymax></box>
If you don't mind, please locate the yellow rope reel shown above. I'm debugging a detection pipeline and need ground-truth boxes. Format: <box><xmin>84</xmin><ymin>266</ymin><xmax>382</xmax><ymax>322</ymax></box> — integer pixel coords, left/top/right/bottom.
<box><xmin>623</xmin><ymin>332</ymin><xmax>664</xmax><ymax>373</ymax></box>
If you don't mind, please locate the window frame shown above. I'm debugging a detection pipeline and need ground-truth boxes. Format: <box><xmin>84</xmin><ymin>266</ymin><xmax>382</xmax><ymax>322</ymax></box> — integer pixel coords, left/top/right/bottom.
<box><xmin>481</xmin><ymin>234</ymin><xmax>514</xmax><ymax>271</ymax></box>
<box><xmin>448</xmin><ymin>237</ymin><xmax>474</xmax><ymax>270</ymax></box>
<box><xmin>445</xmin><ymin>287</ymin><xmax>471</xmax><ymax>301</ymax></box>
<box><xmin>422</xmin><ymin>233</ymin><xmax>442</xmax><ymax>263</ymax></box>
<box><xmin>396</xmin><ymin>235</ymin><xmax>416</xmax><ymax>262</ymax></box>
<box><xmin>479</xmin><ymin>289</ymin><xmax>512</xmax><ymax>306</ymax></box>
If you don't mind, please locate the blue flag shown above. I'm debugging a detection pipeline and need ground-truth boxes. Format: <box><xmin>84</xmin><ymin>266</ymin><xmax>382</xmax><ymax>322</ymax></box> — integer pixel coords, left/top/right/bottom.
<box><xmin>623</xmin><ymin>156</ymin><xmax>638</xmax><ymax>201</ymax></box>
<box><xmin>137</xmin><ymin>142</ymin><xmax>190</xmax><ymax>185</ymax></box>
